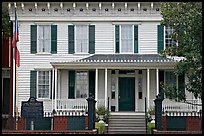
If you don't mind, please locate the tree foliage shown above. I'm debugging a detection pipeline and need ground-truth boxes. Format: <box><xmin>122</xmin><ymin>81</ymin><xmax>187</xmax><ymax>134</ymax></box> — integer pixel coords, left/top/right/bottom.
<box><xmin>2</xmin><ymin>9</ymin><xmax>12</xmax><ymax>37</ymax></box>
<box><xmin>160</xmin><ymin>2</ymin><xmax>202</xmax><ymax>101</ymax></box>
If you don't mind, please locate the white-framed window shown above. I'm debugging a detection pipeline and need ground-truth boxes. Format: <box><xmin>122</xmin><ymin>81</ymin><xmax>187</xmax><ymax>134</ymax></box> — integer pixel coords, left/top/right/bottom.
<box><xmin>165</xmin><ymin>26</ymin><xmax>177</xmax><ymax>49</ymax></box>
<box><xmin>120</xmin><ymin>25</ymin><xmax>134</xmax><ymax>53</ymax></box>
<box><xmin>38</xmin><ymin>25</ymin><xmax>51</xmax><ymax>53</ymax></box>
<box><xmin>75</xmin><ymin>25</ymin><xmax>89</xmax><ymax>53</ymax></box>
<box><xmin>75</xmin><ymin>71</ymin><xmax>88</xmax><ymax>98</ymax></box>
<box><xmin>37</xmin><ymin>70</ymin><xmax>51</xmax><ymax>99</ymax></box>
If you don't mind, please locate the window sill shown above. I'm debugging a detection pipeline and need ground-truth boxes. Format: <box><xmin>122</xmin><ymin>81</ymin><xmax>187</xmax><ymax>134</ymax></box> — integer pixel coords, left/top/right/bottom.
<box><xmin>35</xmin><ymin>52</ymin><xmax>52</xmax><ymax>55</ymax></box>
<box><xmin>74</xmin><ymin>53</ymin><xmax>90</xmax><ymax>55</ymax></box>
<box><xmin>37</xmin><ymin>98</ymin><xmax>51</xmax><ymax>101</ymax></box>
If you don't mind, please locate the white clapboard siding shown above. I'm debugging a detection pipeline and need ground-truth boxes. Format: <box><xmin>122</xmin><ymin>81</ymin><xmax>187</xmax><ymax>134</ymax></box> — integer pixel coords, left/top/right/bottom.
<box><xmin>95</xmin><ymin>23</ymin><xmax>114</xmax><ymax>54</ymax></box>
<box><xmin>149</xmin><ymin>69</ymin><xmax>156</xmax><ymax>99</ymax></box>
<box><xmin>139</xmin><ymin>22</ymin><xmax>160</xmax><ymax>54</ymax></box>
<box><xmin>60</xmin><ymin>70</ymin><xmax>68</xmax><ymax>99</ymax></box>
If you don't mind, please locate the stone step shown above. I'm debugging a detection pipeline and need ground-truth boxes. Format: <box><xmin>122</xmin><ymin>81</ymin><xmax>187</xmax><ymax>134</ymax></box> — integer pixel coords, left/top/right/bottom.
<box><xmin>109</xmin><ymin>119</ymin><xmax>145</xmax><ymax>123</ymax></box>
<box><xmin>108</xmin><ymin>126</ymin><xmax>146</xmax><ymax>130</ymax></box>
<box><xmin>108</xmin><ymin>123</ymin><xmax>146</xmax><ymax>127</ymax></box>
<box><xmin>110</xmin><ymin>115</ymin><xmax>145</xmax><ymax>118</ymax></box>
<box><xmin>107</xmin><ymin>130</ymin><xmax>146</xmax><ymax>134</ymax></box>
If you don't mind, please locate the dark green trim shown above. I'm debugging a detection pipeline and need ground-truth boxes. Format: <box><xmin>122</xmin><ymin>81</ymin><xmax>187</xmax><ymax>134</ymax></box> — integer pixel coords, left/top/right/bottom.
<box><xmin>51</xmin><ymin>25</ymin><xmax>57</xmax><ymax>54</ymax></box>
<box><xmin>178</xmin><ymin>74</ymin><xmax>185</xmax><ymax>96</ymax></box>
<box><xmin>89</xmin><ymin>71</ymin><xmax>95</xmax><ymax>98</ymax></box>
<box><xmin>68</xmin><ymin>25</ymin><xmax>75</xmax><ymax>54</ymax></box>
<box><xmin>30</xmin><ymin>70</ymin><xmax>37</xmax><ymax>98</ymax></box>
<box><xmin>68</xmin><ymin>70</ymin><xmax>75</xmax><ymax>99</ymax></box>
<box><xmin>89</xmin><ymin>25</ymin><xmax>95</xmax><ymax>54</ymax></box>
<box><xmin>115</xmin><ymin>25</ymin><xmax>120</xmax><ymax>53</ymax></box>
<box><xmin>31</xmin><ymin>25</ymin><xmax>37</xmax><ymax>53</ymax></box>
<box><xmin>134</xmin><ymin>25</ymin><xmax>138</xmax><ymax>53</ymax></box>
<box><xmin>159</xmin><ymin>70</ymin><xmax>164</xmax><ymax>94</ymax></box>
<box><xmin>157</xmin><ymin>25</ymin><xmax>164</xmax><ymax>53</ymax></box>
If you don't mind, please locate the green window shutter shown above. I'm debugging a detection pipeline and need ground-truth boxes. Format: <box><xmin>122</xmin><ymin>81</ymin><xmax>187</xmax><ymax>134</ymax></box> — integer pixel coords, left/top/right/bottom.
<box><xmin>178</xmin><ymin>74</ymin><xmax>185</xmax><ymax>96</ymax></box>
<box><xmin>157</xmin><ymin>25</ymin><xmax>164</xmax><ymax>53</ymax></box>
<box><xmin>51</xmin><ymin>25</ymin><xmax>57</xmax><ymax>54</ymax></box>
<box><xmin>68</xmin><ymin>70</ymin><xmax>75</xmax><ymax>99</ymax></box>
<box><xmin>30</xmin><ymin>70</ymin><xmax>37</xmax><ymax>98</ymax></box>
<box><xmin>159</xmin><ymin>70</ymin><xmax>164</xmax><ymax>94</ymax></box>
<box><xmin>115</xmin><ymin>25</ymin><xmax>120</xmax><ymax>53</ymax></box>
<box><xmin>68</xmin><ymin>25</ymin><xmax>75</xmax><ymax>54</ymax></box>
<box><xmin>89</xmin><ymin>71</ymin><xmax>95</xmax><ymax>98</ymax></box>
<box><xmin>134</xmin><ymin>25</ymin><xmax>138</xmax><ymax>53</ymax></box>
<box><xmin>89</xmin><ymin>25</ymin><xmax>95</xmax><ymax>54</ymax></box>
<box><xmin>31</xmin><ymin>25</ymin><xmax>37</xmax><ymax>53</ymax></box>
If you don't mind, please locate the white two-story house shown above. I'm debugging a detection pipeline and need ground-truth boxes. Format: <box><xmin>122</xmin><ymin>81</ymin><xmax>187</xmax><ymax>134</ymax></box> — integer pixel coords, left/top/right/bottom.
<box><xmin>7</xmin><ymin>2</ymin><xmax>201</xmax><ymax>116</ymax></box>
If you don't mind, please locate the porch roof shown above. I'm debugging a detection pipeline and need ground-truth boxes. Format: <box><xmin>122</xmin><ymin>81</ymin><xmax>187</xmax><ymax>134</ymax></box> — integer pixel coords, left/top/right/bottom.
<box><xmin>50</xmin><ymin>54</ymin><xmax>183</xmax><ymax>69</ymax></box>
<box><xmin>51</xmin><ymin>54</ymin><xmax>181</xmax><ymax>63</ymax></box>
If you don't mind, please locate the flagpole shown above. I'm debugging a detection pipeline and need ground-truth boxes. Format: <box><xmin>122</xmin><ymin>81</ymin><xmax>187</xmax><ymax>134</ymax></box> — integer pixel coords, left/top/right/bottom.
<box><xmin>16</xmin><ymin>63</ymin><xmax>18</xmax><ymax>130</ymax></box>
<box><xmin>13</xmin><ymin>4</ymin><xmax>17</xmax><ymax>130</ymax></box>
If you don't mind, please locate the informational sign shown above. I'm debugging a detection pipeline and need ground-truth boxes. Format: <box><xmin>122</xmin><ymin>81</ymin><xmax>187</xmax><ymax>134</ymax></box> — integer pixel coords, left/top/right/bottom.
<box><xmin>21</xmin><ymin>97</ymin><xmax>43</xmax><ymax>118</ymax></box>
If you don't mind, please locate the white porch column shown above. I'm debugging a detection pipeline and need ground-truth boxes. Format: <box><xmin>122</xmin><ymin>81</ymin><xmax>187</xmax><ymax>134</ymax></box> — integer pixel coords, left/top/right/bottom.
<box><xmin>156</xmin><ymin>68</ymin><xmax>159</xmax><ymax>95</ymax></box>
<box><xmin>105</xmin><ymin>68</ymin><xmax>108</xmax><ymax>109</ymax></box>
<box><xmin>54</xmin><ymin>68</ymin><xmax>57</xmax><ymax>110</ymax></box>
<box><xmin>147</xmin><ymin>69</ymin><xmax>150</xmax><ymax>109</ymax></box>
<box><xmin>51</xmin><ymin>68</ymin><xmax>54</xmax><ymax>112</ymax></box>
<box><xmin>95</xmin><ymin>68</ymin><xmax>98</xmax><ymax>108</ymax></box>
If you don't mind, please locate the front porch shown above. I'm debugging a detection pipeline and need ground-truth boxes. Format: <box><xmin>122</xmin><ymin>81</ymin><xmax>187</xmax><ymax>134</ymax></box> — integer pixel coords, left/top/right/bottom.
<box><xmin>49</xmin><ymin>54</ymin><xmax>200</xmax><ymax>113</ymax></box>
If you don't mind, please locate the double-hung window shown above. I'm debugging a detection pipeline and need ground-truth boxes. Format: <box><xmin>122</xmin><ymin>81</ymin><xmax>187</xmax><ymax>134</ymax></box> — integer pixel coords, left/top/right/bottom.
<box><xmin>165</xmin><ymin>71</ymin><xmax>177</xmax><ymax>85</ymax></box>
<box><xmin>37</xmin><ymin>71</ymin><xmax>51</xmax><ymax>99</ymax></box>
<box><xmin>75</xmin><ymin>71</ymin><xmax>88</xmax><ymax>98</ymax></box>
<box><xmin>76</xmin><ymin>25</ymin><xmax>88</xmax><ymax>53</ymax></box>
<box><xmin>68</xmin><ymin>25</ymin><xmax>95</xmax><ymax>54</ymax></box>
<box><xmin>30</xmin><ymin>25</ymin><xmax>57</xmax><ymax>54</ymax></box>
<box><xmin>121</xmin><ymin>25</ymin><xmax>133</xmax><ymax>53</ymax></box>
<box><xmin>115</xmin><ymin>24</ymin><xmax>138</xmax><ymax>53</ymax></box>
<box><xmin>38</xmin><ymin>25</ymin><xmax>51</xmax><ymax>53</ymax></box>
<box><xmin>165</xmin><ymin>26</ymin><xmax>177</xmax><ymax>49</ymax></box>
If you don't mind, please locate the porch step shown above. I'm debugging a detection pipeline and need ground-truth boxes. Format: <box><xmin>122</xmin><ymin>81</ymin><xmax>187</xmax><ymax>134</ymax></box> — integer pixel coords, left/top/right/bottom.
<box><xmin>107</xmin><ymin>112</ymin><xmax>146</xmax><ymax>134</ymax></box>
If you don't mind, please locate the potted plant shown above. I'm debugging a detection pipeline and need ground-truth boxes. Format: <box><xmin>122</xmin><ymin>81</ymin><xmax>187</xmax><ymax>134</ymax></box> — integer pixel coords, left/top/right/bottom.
<box><xmin>95</xmin><ymin>105</ymin><xmax>110</xmax><ymax>124</ymax></box>
<box><xmin>148</xmin><ymin>107</ymin><xmax>155</xmax><ymax>123</ymax></box>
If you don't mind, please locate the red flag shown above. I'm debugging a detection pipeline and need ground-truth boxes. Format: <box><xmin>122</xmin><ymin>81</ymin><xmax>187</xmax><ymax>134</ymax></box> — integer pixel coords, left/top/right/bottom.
<box><xmin>16</xmin><ymin>47</ymin><xmax>20</xmax><ymax>67</ymax></box>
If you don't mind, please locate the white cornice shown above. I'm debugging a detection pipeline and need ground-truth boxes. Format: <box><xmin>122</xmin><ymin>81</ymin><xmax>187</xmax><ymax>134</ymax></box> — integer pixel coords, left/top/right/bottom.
<box><xmin>10</xmin><ymin>16</ymin><xmax>162</xmax><ymax>22</ymax></box>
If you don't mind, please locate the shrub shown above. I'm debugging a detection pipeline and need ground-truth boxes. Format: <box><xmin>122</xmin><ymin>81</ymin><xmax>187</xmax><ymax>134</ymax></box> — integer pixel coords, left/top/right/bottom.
<box><xmin>95</xmin><ymin>106</ymin><xmax>110</xmax><ymax>123</ymax></box>
<box><xmin>95</xmin><ymin>123</ymin><xmax>105</xmax><ymax>134</ymax></box>
<box><xmin>147</xmin><ymin>123</ymin><xmax>155</xmax><ymax>134</ymax></box>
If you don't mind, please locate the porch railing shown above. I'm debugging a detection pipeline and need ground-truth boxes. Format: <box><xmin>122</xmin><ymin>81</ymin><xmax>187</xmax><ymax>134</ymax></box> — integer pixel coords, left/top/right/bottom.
<box><xmin>56</xmin><ymin>98</ymin><xmax>105</xmax><ymax>111</ymax></box>
<box><xmin>148</xmin><ymin>99</ymin><xmax>202</xmax><ymax>112</ymax></box>
<box><xmin>56</xmin><ymin>99</ymin><xmax>88</xmax><ymax>111</ymax></box>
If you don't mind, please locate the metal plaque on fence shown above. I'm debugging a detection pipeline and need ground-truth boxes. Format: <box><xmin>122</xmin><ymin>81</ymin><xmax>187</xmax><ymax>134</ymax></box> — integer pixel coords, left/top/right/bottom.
<box><xmin>21</xmin><ymin>97</ymin><xmax>44</xmax><ymax>118</ymax></box>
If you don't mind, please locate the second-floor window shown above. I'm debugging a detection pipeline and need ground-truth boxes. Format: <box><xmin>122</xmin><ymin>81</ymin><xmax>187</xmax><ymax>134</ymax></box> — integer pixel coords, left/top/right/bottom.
<box><xmin>38</xmin><ymin>25</ymin><xmax>51</xmax><ymax>53</ymax></box>
<box><xmin>115</xmin><ymin>25</ymin><xmax>138</xmax><ymax>53</ymax></box>
<box><xmin>30</xmin><ymin>25</ymin><xmax>57</xmax><ymax>54</ymax></box>
<box><xmin>76</xmin><ymin>25</ymin><xmax>88</xmax><ymax>53</ymax></box>
<box><xmin>121</xmin><ymin>25</ymin><xmax>133</xmax><ymax>53</ymax></box>
<box><xmin>165</xmin><ymin>26</ymin><xmax>177</xmax><ymax>49</ymax></box>
<box><xmin>68</xmin><ymin>25</ymin><xmax>95</xmax><ymax>54</ymax></box>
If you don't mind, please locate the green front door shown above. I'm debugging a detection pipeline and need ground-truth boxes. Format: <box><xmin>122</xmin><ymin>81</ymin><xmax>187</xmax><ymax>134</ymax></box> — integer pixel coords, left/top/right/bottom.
<box><xmin>119</xmin><ymin>77</ymin><xmax>135</xmax><ymax>111</ymax></box>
